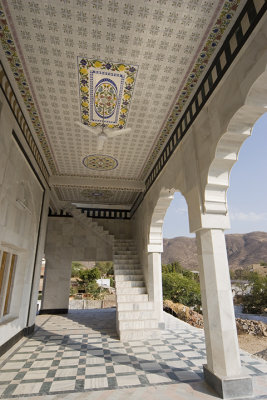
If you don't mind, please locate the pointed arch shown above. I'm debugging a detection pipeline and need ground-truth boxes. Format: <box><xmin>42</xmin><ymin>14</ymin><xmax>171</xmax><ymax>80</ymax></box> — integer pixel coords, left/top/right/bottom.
<box><xmin>204</xmin><ymin>68</ymin><xmax>267</xmax><ymax>215</ymax></box>
<box><xmin>148</xmin><ymin>188</ymin><xmax>176</xmax><ymax>252</ymax></box>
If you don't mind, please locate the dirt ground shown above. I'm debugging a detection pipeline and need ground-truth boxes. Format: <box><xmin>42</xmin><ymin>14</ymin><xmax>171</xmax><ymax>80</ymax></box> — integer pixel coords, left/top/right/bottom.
<box><xmin>238</xmin><ymin>334</ymin><xmax>267</xmax><ymax>361</ymax></box>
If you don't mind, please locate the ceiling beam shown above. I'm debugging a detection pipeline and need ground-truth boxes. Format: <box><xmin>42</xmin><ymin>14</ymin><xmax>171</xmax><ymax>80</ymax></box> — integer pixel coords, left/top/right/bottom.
<box><xmin>49</xmin><ymin>175</ymin><xmax>145</xmax><ymax>192</ymax></box>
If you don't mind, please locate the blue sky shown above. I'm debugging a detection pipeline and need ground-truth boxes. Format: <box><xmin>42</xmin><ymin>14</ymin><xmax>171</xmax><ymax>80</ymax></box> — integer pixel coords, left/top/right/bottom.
<box><xmin>163</xmin><ymin>113</ymin><xmax>267</xmax><ymax>238</ymax></box>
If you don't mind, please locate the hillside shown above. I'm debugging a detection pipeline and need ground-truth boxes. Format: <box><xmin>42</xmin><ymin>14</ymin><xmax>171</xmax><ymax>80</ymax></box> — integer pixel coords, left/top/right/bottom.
<box><xmin>163</xmin><ymin>231</ymin><xmax>267</xmax><ymax>270</ymax></box>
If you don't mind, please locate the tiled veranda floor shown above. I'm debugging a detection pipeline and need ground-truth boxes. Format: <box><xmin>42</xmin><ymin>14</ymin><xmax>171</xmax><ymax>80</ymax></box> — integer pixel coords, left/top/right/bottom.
<box><xmin>0</xmin><ymin>309</ymin><xmax>266</xmax><ymax>400</ymax></box>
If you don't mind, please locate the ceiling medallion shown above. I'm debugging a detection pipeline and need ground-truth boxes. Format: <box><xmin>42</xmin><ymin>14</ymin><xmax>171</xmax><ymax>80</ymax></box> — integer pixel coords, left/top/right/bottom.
<box><xmin>82</xmin><ymin>154</ymin><xmax>118</xmax><ymax>171</ymax></box>
<box><xmin>81</xmin><ymin>189</ymin><xmax>113</xmax><ymax>200</ymax></box>
<box><xmin>78</xmin><ymin>58</ymin><xmax>138</xmax><ymax>129</ymax></box>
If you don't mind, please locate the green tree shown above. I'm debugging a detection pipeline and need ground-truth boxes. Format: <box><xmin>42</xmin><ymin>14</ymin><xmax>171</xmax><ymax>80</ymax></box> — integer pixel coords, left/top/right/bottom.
<box><xmin>162</xmin><ymin>271</ymin><xmax>201</xmax><ymax>310</ymax></box>
<box><xmin>70</xmin><ymin>286</ymin><xmax>78</xmax><ymax>296</ymax></box>
<box><xmin>106</xmin><ymin>265</ymin><xmax>114</xmax><ymax>276</ymax></box>
<box><xmin>78</xmin><ymin>267</ymin><xmax>101</xmax><ymax>291</ymax></box>
<box><xmin>242</xmin><ymin>274</ymin><xmax>267</xmax><ymax>314</ymax></box>
<box><xmin>86</xmin><ymin>281</ymin><xmax>101</xmax><ymax>298</ymax></box>
<box><xmin>95</xmin><ymin>261</ymin><xmax>114</xmax><ymax>276</ymax></box>
<box><xmin>162</xmin><ymin>262</ymin><xmax>183</xmax><ymax>274</ymax></box>
<box><xmin>71</xmin><ymin>262</ymin><xmax>84</xmax><ymax>277</ymax></box>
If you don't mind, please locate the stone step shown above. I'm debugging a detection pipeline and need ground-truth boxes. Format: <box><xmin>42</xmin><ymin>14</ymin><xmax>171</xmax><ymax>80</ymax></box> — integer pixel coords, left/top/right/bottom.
<box><xmin>114</xmin><ymin>257</ymin><xmax>139</xmax><ymax>265</ymax></box>
<box><xmin>116</xmin><ymin>286</ymin><xmax>147</xmax><ymax>295</ymax></box>
<box><xmin>114</xmin><ymin>265</ymin><xmax>141</xmax><ymax>271</ymax></box>
<box><xmin>116</xmin><ymin>294</ymin><xmax>148</xmax><ymax>303</ymax></box>
<box><xmin>114</xmin><ymin>244</ymin><xmax>135</xmax><ymax>248</ymax></box>
<box><xmin>118</xmin><ymin>310</ymin><xmax>157</xmax><ymax>320</ymax></box>
<box><xmin>115</xmin><ymin>239</ymin><xmax>134</xmax><ymax>242</ymax></box>
<box><xmin>118</xmin><ymin>319</ymin><xmax>159</xmax><ymax>330</ymax></box>
<box><xmin>115</xmin><ymin>269</ymin><xmax>143</xmax><ymax>276</ymax></box>
<box><xmin>114</xmin><ymin>252</ymin><xmax>138</xmax><ymax>256</ymax></box>
<box><xmin>117</xmin><ymin>301</ymin><xmax>154</xmax><ymax>311</ymax></box>
<box><xmin>114</xmin><ymin>250</ymin><xmax>137</xmax><ymax>255</ymax></box>
<box><xmin>114</xmin><ymin>256</ymin><xmax>139</xmax><ymax>261</ymax></box>
<box><xmin>114</xmin><ymin>260</ymin><xmax>140</xmax><ymax>266</ymax></box>
<box><xmin>115</xmin><ymin>280</ymin><xmax>145</xmax><ymax>288</ymax></box>
<box><xmin>114</xmin><ymin>266</ymin><xmax>142</xmax><ymax>272</ymax></box>
<box><xmin>115</xmin><ymin>274</ymin><xmax>144</xmax><ymax>282</ymax></box>
<box><xmin>114</xmin><ymin>242</ymin><xmax>135</xmax><ymax>247</ymax></box>
<box><xmin>119</xmin><ymin>328</ymin><xmax>161</xmax><ymax>341</ymax></box>
<box><xmin>114</xmin><ymin>245</ymin><xmax>137</xmax><ymax>250</ymax></box>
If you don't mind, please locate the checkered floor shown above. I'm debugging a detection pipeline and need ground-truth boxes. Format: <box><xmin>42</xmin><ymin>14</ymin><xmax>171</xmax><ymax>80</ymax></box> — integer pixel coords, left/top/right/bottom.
<box><xmin>0</xmin><ymin>309</ymin><xmax>266</xmax><ymax>399</ymax></box>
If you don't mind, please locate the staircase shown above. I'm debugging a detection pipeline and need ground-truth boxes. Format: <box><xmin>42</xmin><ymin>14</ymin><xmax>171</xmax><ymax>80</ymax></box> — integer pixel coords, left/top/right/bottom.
<box><xmin>114</xmin><ymin>239</ymin><xmax>160</xmax><ymax>341</ymax></box>
<box><xmin>64</xmin><ymin>204</ymin><xmax>114</xmax><ymax>245</ymax></box>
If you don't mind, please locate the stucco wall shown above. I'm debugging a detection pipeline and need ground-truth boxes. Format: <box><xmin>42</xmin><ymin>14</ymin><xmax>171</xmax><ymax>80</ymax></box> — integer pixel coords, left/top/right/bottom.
<box><xmin>0</xmin><ymin>91</ymin><xmax>48</xmax><ymax>346</ymax></box>
<box><xmin>42</xmin><ymin>216</ymin><xmax>125</xmax><ymax>310</ymax></box>
<box><xmin>91</xmin><ymin>218</ymin><xmax>133</xmax><ymax>240</ymax></box>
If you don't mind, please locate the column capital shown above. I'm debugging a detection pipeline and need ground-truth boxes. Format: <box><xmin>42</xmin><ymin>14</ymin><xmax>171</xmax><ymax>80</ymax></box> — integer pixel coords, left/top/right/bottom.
<box><xmin>147</xmin><ymin>244</ymin><xmax>163</xmax><ymax>253</ymax></box>
<box><xmin>190</xmin><ymin>212</ymin><xmax>230</xmax><ymax>233</ymax></box>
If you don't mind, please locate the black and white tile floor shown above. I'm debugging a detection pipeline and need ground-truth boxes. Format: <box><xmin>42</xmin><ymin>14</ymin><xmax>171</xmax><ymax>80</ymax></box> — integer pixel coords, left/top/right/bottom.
<box><xmin>0</xmin><ymin>309</ymin><xmax>266</xmax><ymax>399</ymax></box>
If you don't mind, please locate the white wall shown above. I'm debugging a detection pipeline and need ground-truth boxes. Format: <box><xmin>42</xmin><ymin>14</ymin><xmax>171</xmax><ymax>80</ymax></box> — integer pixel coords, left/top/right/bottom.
<box><xmin>0</xmin><ymin>90</ymin><xmax>49</xmax><ymax>346</ymax></box>
<box><xmin>92</xmin><ymin>218</ymin><xmax>133</xmax><ymax>240</ymax></box>
<box><xmin>42</xmin><ymin>217</ymin><xmax>116</xmax><ymax>310</ymax></box>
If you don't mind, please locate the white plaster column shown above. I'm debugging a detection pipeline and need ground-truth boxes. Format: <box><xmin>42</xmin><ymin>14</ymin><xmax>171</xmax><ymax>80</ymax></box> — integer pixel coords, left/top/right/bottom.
<box><xmin>196</xmin><ymin>228</ymin><xmax>240</xmax><ymax>376</ymax></box>
<box><xmin>196</xmin><ymin>227</ymin><xmax>252</xmax><ymax>398</ymax></box>
<box><xmin>27</xmin><ymin>189</ymin><xmax>50</xmax><ymax>327</ymax></box>
<box><xmin>147</xmin><ymin>190</ymin><xmax>174</xmax><ymax>328</ymax></box>
<box><xmin>41</xmin><ymin>253</ymin><xmax>72</xmax><ymax>312</ymax></box>
<box><xmin>41</xmin><ymin>218</ymin><xmax>74</xmax><ymax>313</ymax></box>
<box><xmin>147</xmin><ymin>251</ymin><xmax>164</xmax><ymax>327</ymax></box>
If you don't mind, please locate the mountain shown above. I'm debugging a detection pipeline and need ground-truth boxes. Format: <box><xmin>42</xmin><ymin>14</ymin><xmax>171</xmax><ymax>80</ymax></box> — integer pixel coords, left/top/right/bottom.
<box><xmin>163</xmin><ymin>231</ymin><xmax>267</xmax><ymax>270</ymax></box>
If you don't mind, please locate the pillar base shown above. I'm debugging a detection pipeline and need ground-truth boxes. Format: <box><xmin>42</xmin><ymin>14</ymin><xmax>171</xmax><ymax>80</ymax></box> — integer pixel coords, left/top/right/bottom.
<box><xmin>39</xmin><ymin>308</ymin><xmax>68</xmax><ymax>314</ymax></box>
<box><xmin>24</xmin><ymin>324</ymin><xmax>35</xmax><ymax>335</ymax></box>
<box><xmin>203</xmin><ymin>365</ymin><xmax>253</xmax><ymax>399</ymax></box>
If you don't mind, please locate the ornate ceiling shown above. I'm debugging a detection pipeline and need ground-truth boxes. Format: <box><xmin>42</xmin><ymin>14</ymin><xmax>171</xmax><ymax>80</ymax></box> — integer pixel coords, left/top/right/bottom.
<box><xmin>0</xmin><ymin>0</ymin><xmax>245</xmax><ymax>209</ymax></box>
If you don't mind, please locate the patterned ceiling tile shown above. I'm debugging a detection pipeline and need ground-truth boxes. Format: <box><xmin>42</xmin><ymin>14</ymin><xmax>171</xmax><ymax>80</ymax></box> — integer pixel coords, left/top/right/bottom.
<box><xmin>54</xmin><ymin>186</ymin><xmax>137</xmax><ymax>205</ymax></box>
<box><xmin>141</xmin><ymin>0</ymin><xmax>241</xmax><ymax>178</ymax></box>
<box><xmin>0</xmin><ymin>0</ymin><xmax>243</xmax><ymax>205</ymax></box>
<box><xmin>0</xmin><ymin>1</ymin><xmax>58</xmax><ymax>174</ymax></box>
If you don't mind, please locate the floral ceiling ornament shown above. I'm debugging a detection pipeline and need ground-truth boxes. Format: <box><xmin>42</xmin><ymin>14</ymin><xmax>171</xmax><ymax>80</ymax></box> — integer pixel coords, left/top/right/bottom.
<box><xmin>81</xmin><ymin>189</ymin><xmax>113</xmax><ymax>200</ymax></box>
<box><xmin>78</xmin><ymin>58</ymin><xmax>138</xmax><ymax>129</ymax></box>
<box><xmin>82</xmin><ymin>154</ymin><xmax>118</xmax><ymax>171</ymax></box>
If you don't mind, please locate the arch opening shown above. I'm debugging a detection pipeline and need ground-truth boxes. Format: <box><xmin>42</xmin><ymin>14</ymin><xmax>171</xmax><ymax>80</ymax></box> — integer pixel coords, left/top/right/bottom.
<box><xmin>204</xmin><ymin>69</ymin><xmax>267</xmax><ymax>216</ymax></box>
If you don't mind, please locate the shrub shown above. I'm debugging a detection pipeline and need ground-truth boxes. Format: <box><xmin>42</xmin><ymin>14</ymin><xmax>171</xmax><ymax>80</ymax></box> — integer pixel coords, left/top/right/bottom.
<box><xmin>162</xmin><ymin>271</ymin><xmax>201</xmax><ymax>310</ymax></box>
<box><xmin>77</xmin><ymin>267</ymin><xmax>101</xmax><ymax>292</ymax></box>
<box><xmin>69</xmin><ymin>286</ymin><xmax>78</xmax><ymax>296</ymax></box>
<box><xmin>86</xmin><ymin>281</ymin><xmax>101</xmax><ymax>299</ymax></box>
<box><xmin>162</xmin><ymin>262</ymin><xmax>183</xmax><ymax>274</ymax></box>
<box><xmin>71</xmin><ymin>262</ymin><xmax>84</xmax><ymax>277</ymax></box>
<box><xmin>242</xmin><ymin>274</ymin><xmax>267</xmax><ymax>314</ymax></box>
<box><xmin>95</xmin><ymin>261</ymin><xmax>114</xmax><ymax>276</ymax></box>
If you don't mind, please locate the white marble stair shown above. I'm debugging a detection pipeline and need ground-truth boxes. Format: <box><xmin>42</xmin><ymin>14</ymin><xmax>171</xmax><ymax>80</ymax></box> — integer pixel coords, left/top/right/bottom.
<box><xmin>114</xmin><ymin>239</ymin><xmax>160</xmax><ymax>341</ymax></box>
<box><xmin>64</xmin><ymin>204</ymin><xmax>114</xmax><ymax>244</ymax></box>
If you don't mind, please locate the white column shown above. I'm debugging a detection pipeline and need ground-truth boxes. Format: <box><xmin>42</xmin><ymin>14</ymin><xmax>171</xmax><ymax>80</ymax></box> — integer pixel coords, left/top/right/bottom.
<box><xmin>196</xmin><ymin>228</ymin><xmax>241</xmax><ymax>377</ymax></box>
<box><xmin>41</xmin><ymin>251</ymin><xmax>72</xmax><ymax>312</ymax></box>
<box><xmin>27</xmin><ymin>189</ymin><xmax>50</xmax><ymax>327</ymax></box>
<box><xmin>147</xmin><ymin>252</ymin><xmax>164</xmax><ymax>327</ymax></box>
